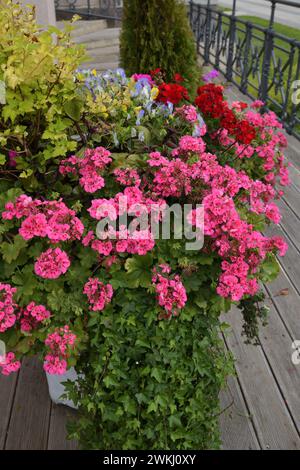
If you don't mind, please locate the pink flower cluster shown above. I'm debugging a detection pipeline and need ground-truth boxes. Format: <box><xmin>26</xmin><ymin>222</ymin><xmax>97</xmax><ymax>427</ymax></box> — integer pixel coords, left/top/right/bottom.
<box><xmin>34</xmin><ymin>248</ymin><xmax>70</xmax><ymax>279</ymax></box>
<box><xmin>132</xmin><ymin>73</ymin><xmax>154</xmax><ymax>85</ymax></box>
<box><xmin>176</xmin><ymin>105</ymin><xmax>199</xmax><ymax>123</ymax></box>
<box><xmin>0</xmin><ymin>352</ymin><xmax>21</xmax><ymax>376</ymax></box>
<box><xmin>43</xmin><ymin>325</ymin><xmax>76</xmax><ymax>375</ymax></box>
<box><xmin>20</xmin><ymin>302</ymin><xmax>51</xmax><ymax>332</ymax></box>
<box><xmin>114</xmin><ymin>168</ymin><xmax>141</xmax><ymax>187</ymax></box>
<box><xmin>148</xmin><ymin>151</ymin><xmax>193</xmax><ymax>197</ymax></box>
<box><xmin>152</xmin><ymin>266</ymin><xmax>187</xmax><ymax>318</ymax></box>
<box><xmin>190</xmin><ymin>151</ymin><xmax>281</xmax><ymax>224</ymax></box>
<box><xmin>147</xmin><ymin>137</ymin><xmax>206</xmax><ymax>198</ymax></box>
<box><xmin>188</xmin><ymin>187</ymin><xmax>287</xmax><ymax>301</ymax></box>
<box><xmin>59</xmin><ymin>147</ymin><xmax>112</xmax><ymax>193</ymax></box>
<box><xmin>177</xmin><ymin>135</ymin><xmax>206</xmax><ymax>154</ymax></box>
<box><xmin>83</xmin><ymin>278</ymin><xmax>113</xmax><ymax>312</ymax></box>
<box><xmin>141</xmin><ymin>128</ymin><xmax>287</xmax><ymax>302</ymax></box>
<box><xmin>0</xmin><ymin>283</ymin><xmax>17</xmax><ymax>332</ymax></box>
<box><xmin>2</xmin><ymin>195</ymin><xmax>84</xmax><ymax>243</ymax></box>
<box><xmin>87</xmin><ymin>187</ymin><xmax>165</xmax><ymax>256</ymax></box>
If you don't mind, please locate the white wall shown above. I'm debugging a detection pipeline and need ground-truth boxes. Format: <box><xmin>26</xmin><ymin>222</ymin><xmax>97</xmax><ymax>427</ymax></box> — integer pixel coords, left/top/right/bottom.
<box><xmin>21</xmin><ymin>0</ymin><xmax>56</xmax><ymax>25</ymax></box>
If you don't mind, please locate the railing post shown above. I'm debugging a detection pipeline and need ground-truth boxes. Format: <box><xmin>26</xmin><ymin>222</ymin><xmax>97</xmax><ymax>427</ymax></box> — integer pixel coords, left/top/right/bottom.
<box><xmin>226</xmin><ymin>1</ymin><xmax>237</xmax><ymax>81</ymax></box>
<box><xmin>259</xmin><ymin>30</ymin><xmax>273</xmax><ymax>103</ymax></box>
<box><xmin>268</xmin><ymin>0</ymin><xmax>276</xmax><ymax>28</ymax></box>
<box><xmin>240</xmin><ymin>22</ymin><xmax>252</xmax><ymax>94</ymax></box>
<box><xmin>282</xmin><ymin>42</ymin><xmax>296</xmax><ymax>124</ymax></box>
<box><xmin>196</xmin><ymin>5</ymin><xmax>201</xmax><ymax>54</ymax></box>
<box><xmin>189</xmin><ymin>0</ymin><xmax>193</xmax><ymax>27</ymax></box>
<box><xmin>204</xmin><ymin>0</ymin><xmax>211</xmax><ymax>65</ymax></box>
<box><xmin>259</xmin><ymin>1</ymin><xmax>277</xmax><ymax>103</ymax></box>
<box><xmin>215</xmin><ymin>11</ymin><xmax>222</xmax><ymax>69</ymax></box>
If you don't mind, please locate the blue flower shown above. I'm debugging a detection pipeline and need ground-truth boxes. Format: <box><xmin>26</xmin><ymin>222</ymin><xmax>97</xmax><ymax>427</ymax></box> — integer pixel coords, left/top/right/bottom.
<box><xmin>136</xmin><ymin>109</ymin><xmax>145</xmax><ymax>126</ymax></box>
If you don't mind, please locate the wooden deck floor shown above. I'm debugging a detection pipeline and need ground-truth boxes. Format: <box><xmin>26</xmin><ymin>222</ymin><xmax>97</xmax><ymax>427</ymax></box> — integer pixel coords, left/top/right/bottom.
<box><xmin>0</xmin><ymin>84</ymin><xmax>300</xmax><ymax>450</ymax></box>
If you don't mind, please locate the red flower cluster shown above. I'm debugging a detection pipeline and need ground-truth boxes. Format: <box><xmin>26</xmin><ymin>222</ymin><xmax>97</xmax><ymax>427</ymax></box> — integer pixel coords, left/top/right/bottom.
<box><xmin>150</xmin><ymin>68</ymin><xmax>189</xmax><ymax>105</ymax></box>
<box><xmin>157</xmin><ymin>83</ymin><xmax>189</xmax><ymax>105</ymax></box>
<box><xmin>195</xmin><ymin>83</ymin><xmax>256</xmax><ymax>144</ymax></box>
<box><xmin>195</xmin><ymin>83</ymin><xmax>225</xmax><ymax>118</ymax></box>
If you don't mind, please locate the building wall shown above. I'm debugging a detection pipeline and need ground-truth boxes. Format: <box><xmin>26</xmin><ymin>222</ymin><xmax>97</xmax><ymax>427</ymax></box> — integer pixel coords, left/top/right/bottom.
<box><xmin>56</xmin><ymin>1</ymin><xmax>122</xmax><ymax>8</ymax></box>
<box><xmin>19</xmin><ymin>0</ymin><xmax>56</xmax><ymax>25</ymax></box>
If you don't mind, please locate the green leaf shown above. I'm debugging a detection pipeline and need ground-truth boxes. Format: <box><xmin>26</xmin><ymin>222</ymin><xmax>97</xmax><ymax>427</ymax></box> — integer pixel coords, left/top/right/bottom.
<box><xmin>151</xmin><ymin>367</ymin><xmax>162</xmax><ymax>383</ymax></box>
<box><xmin>19</xmin><ymin>169</ymin><xmax>33</xmax><ymax>179</ymax></box>
<box><xmin>168</xmin><ymin>415</ymin><xmax>182</xmax><ymax>428</ymax></box>
<box><xmin>124</xmin><ymin>254</ymin><xmax>153</xmax><ymax>288</ymax></box>
<box><xmin>1</xmin><ymin>235</ymin><xmax>27</xmax><ymax>264</ymax></box>
<box><xmin>259</xmin><ymin>255</ymin><xmax>280</xmax><ymax>282</ymax></box>
<box><xmin>63</xmin><ymin>98</ymin><xmax>82</xmax><ymax>121</ymax></box>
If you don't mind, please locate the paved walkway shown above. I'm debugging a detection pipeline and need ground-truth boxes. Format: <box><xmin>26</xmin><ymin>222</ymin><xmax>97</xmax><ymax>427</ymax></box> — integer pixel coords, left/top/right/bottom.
<box><xmin>219</xmin><ymin>0</ymin><xmax>300</xmax><ymax>29</ymax></box>
<box><xmin>0</xmin><ymin>79</ymin><xmax>300</xmax><ymax>450</ymax></box>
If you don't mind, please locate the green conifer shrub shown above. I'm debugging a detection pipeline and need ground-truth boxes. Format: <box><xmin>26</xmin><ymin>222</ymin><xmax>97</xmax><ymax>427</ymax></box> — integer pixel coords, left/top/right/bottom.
<box><xmin>120</xmin><ymin>0</ymin><xmax>200</xmax><ymax>92</ymax></box>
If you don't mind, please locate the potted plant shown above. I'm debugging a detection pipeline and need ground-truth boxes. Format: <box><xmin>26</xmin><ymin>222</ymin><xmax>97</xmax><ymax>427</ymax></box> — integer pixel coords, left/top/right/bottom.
<box><xmin>0</xmin><ymin>1</ymin><xmax>289</xmax><ymax>449</ymax></box>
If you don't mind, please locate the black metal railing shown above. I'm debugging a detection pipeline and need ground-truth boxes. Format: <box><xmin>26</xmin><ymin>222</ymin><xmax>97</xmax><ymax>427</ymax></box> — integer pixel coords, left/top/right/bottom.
<box><xmin>55</xmin><ymin>0</ymin><xmax>122</xmax><ymax>23</ymax></box>
<box><xmin>189</xmin><ymin>0</ymin><xmax>300</xmax><ymax>140</ymax></box>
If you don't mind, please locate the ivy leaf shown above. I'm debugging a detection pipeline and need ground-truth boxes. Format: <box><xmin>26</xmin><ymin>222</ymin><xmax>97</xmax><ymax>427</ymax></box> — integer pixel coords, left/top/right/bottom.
<box><xmin>151</xmin><ymin>367</ymin><xmax>162</xmax><ymax>383</ymax></box>
<box><xmin>147</xmin><ymin>401</ymin><xmax>158</xmax><ymax>413</ymax></box>
<box><xmin>168</xmin><ymin>415</ymin><xmax>182</xmax><ymax>428</ymax></box>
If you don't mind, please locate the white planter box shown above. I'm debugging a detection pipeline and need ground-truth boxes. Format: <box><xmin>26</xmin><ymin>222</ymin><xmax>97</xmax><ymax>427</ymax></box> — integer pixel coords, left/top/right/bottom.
<box><xmin>46</xmin><ymin>367</ymin><xmax>78</xmax><ymax>409</ymax></box>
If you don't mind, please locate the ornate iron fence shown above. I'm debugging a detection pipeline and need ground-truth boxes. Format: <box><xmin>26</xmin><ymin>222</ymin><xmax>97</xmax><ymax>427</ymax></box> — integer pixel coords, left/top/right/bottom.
<box><xmin>55</xmin><ymin>0</ymin><xmax>122</xmax><ymax>22</ymax></box>
<box><xmin>189</xmin><ymin>0</ymin><xmax>300</xmax><ymax>140</ymax></box>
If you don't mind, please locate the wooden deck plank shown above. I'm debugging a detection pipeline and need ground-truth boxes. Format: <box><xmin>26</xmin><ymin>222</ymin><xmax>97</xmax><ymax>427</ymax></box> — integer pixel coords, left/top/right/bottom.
<box><xmin>277</xmin><ymin>199</ymin><xmax>300</xmax><ymax>252</ymax></box>
<box><xmin>5</xmin><ymin>357</ymin><xmax>51</xmax><ymax>450</ymax></box>
<box><xmin>282</xmin><ymin>184</ymin><xmax>300</xmax><ymax>221</ymax></box>
<box><xmin>283</xmin><ymin>138</ymin><xmax>300</xmax><ymax>172</ymax></box>
<box><xmin>219</xmin><ymin>375</ymin><xmax>260</xmax><ymax>449</ymax></box>
<box><xmin>287</xmin><ymin>165</ymin><xmax>300</xmax><ymax>191</ymax></box>
<box><xmin>48</xmin><ymin>404</ymin><xmax>78</xmax><ymax>450</ymax></box>
<box><xmin>266</xmin><ymin>269</ymin><xmax>300</xmax><ymax>339</ymax></box>
<box><xmin>258</xmin><ymin>288</ymin><xmax>300</xmax><ymax>434</ymax></box>
<box><xmin>0</xmin><ymin>373</ymin><xmax>18</xmax><ymax>449</ymax></box>
<box><xmin>222</xmin><ymin>309</ymin><xmax>300</xmax><ymax>450</ymax></box>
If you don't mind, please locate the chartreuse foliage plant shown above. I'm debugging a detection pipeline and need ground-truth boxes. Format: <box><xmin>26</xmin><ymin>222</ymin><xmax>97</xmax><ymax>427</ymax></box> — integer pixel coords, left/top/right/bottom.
<box><xmin>120</xmin><ymin>0</ymin><xmax>200</xmax><ymax>93</ymax></box>
<box><xmin>0</xmin><ymin>0</ymin><xmax>86</xmax><ymax>188</ymax></box>
<box><xmin>0</xmin><ymin>1</ymin><xmax>289</xmax><ymax>450</ymax></box>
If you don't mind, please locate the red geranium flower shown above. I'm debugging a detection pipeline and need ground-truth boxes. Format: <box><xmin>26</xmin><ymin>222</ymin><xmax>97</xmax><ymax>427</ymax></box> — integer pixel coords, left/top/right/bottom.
<box><xmin>150</xmin><ymin>68</ymin><xmax>162</xmax><ymax>78</ymax></box>
<box><xmin>173</xmin><ymin>73</ymin><xmax>184</xmax><ymax>83</ymax></box>
<box><xmin>157</xmin><ymin>83</ymin><xmax>189</xmax><ymax>105</ymax></box>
